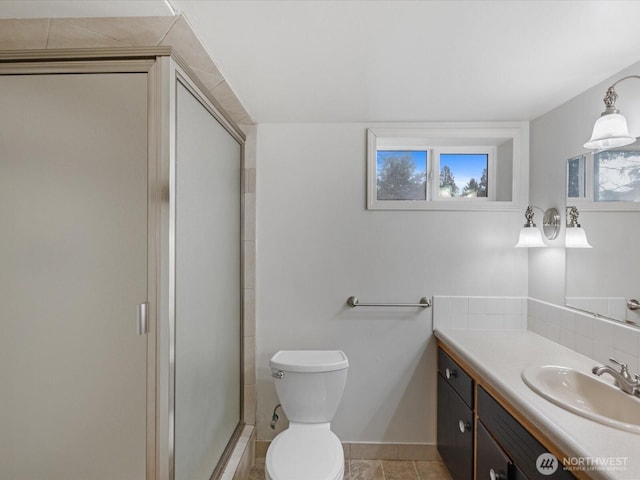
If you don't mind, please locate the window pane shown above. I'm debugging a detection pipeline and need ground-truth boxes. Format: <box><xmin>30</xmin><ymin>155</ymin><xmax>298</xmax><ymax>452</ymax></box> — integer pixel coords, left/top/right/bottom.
<box><xmin>439</xmin><ymin>153</ymin><xmax>488</xmax><ymax>198</ymax></box>
<box><xmin>567</xmin><ymin>155</ymin><xmax>585</xmax><ymax>198</ymax></box>
<box><xmin>594</xmin><ymin>150</ymin><xmax>640</xmax><ymax>202</ymax></box>
<box><xmin>376</xmin><ymin>150</ymin><xmax>427</xmax><ymax>200</ymax></box>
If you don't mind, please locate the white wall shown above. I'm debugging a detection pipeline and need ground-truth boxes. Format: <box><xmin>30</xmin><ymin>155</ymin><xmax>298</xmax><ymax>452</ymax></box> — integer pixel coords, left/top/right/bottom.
<box><xmin>255</xmin><ymin>123</ymin><xmax>528</xmax><ymax>444</ymax></box>
<box><xmin>529</xmin><ymin>60</ymin><xmax>640</xmax><ymax>305</ymax></box>
<box><xmin>496</xmin><ymin>139</ymin><xmax>513</xmax><ymax>201</ymax></box>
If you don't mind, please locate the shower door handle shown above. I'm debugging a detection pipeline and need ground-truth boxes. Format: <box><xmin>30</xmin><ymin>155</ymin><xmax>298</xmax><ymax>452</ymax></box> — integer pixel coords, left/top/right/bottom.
<box><xmin>137</xmin><ymin>302</ymin><xmax>149</xmax><ymax>335</ymax></box>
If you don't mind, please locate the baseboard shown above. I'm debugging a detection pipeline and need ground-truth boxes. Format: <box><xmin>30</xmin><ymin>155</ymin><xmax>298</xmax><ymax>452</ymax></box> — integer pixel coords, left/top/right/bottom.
<box><xmin>256</xmin><ymin>441</ymin><xmax>440</xmax><ymax>461</ymax></box>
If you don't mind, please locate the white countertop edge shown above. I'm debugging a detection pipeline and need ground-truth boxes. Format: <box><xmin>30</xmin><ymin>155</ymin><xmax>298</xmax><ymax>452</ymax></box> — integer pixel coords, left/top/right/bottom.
<box><xmin>434</xmin><ymin>328</ymin><xmax>640</xmax><ymax>480</ymax></box>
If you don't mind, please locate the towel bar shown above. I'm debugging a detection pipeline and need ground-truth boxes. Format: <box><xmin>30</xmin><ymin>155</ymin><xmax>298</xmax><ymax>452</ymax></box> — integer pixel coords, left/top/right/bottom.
<box><xmin>346</xmin><ymin>296</ymin><xmax>431</xmax><ymax>308</ymax></box>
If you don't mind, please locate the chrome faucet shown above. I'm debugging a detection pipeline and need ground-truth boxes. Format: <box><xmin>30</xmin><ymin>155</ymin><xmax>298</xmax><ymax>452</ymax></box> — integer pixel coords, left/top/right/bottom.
<box><xmin>592</xmin><ymin>358</ymin><xmax>640</xmax><ymax>396</ymax></box>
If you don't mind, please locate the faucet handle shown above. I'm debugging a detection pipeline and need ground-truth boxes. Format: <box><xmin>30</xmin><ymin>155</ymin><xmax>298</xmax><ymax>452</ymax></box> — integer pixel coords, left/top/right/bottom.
<box><xmin>609</xmin><ymin>357</ymin><xmax>628</xmax><ymax>369</ymax></box>
<box><xmin>609</xmin><ymin>357</ymin><xmax>631</xmax><ymax>378</ymax></box>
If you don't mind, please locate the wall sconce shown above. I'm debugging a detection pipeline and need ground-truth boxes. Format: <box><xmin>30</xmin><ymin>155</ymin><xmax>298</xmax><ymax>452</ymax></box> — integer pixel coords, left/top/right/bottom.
<box><xmin>565</xmin><ymin>206</ymin><xmax>592</xmax><ymax>248</ymax></box>
<box><xmin>584</xmin><ymin>75</ymin><xmax>640</xmax><ymax>150</ymax></box>
<box><xmin>515</xmin><ymin>206</ymin><xmax>560</xmax><ymax>248</ymax></box>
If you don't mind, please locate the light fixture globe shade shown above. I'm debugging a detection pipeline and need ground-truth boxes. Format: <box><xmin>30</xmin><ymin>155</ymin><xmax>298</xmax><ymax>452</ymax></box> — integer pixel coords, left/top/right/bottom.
<box><xmin>584</xmin><ymin>113</ymin><xmax>635</xmax><ymax>150</ymax></box>
<box><xmin>515</xmin><ymin>226</ymin><xmax>547</xmax><ymax>248</ymax></box>
<box><xmin>565</xmin><ymin>227</ymin><xmax>592</xmax><ymax>248</ymax></box>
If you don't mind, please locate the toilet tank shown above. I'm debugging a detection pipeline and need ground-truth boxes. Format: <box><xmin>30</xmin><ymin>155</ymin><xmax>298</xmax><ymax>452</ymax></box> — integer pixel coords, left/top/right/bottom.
<box><xmin>270</xmin><ymin>350</ymin><xmax>349</xmax><ymax>424</ymax></box>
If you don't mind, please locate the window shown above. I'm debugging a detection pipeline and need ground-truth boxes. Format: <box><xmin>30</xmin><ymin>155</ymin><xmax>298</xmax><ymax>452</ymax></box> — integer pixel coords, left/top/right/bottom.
<box><xmin>376</xmin><ymin>150</ymin><xmax>427</xmax><ymax>201</ymax></box>
<box><xmin>566</xmin><ymin>142</ymin><xmax>640</xmax><ymax>209</ymax></box>
<box><xmin>567</xmin><ymin>155</ymin><xmax>586</xmax><ymax>199</ymax></box>
<box><xmin>367</xmin><ymin>124</ymin><xmax>527</xmax><ymax>210</ymax></box>
<box><xmin>375</xmin><ymin>147</ymin><xmax>494</xmax><ymax>202</ymax></box>
<box><xmin>594</xmin><ymin>149</ymin><xmax>640</xmax><ymax>202</ymax></box>
<box><xmin>435</xmin><ymin>148</ymin><xmax>495</xmax><ymax>199</ymax></box>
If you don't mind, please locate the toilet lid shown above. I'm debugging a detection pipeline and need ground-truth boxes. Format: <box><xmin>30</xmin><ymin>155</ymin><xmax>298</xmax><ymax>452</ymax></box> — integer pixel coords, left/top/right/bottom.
<box><xmin>266</xmin><ymin>428</ymin><xmax>344</xmax><ymax>480</ymax></box>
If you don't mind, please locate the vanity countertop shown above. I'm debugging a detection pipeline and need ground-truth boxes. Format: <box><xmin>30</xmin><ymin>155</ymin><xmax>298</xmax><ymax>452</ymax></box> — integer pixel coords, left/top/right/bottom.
<box><xmin>434</xmin><ymin>328</ymin><xmax>640</xmax><ymax>480</ymax></box>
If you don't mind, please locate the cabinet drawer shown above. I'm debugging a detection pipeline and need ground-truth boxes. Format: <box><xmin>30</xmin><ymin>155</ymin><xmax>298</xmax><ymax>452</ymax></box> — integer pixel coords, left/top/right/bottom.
<box><xmin>438</xmin><ymin>348</ymin><xmax>473</xmax><ymax>408</ymax></box>
<box><xmin>478</xmin><ymin>387</ymin><xmax>575</xmax><ymax>480</ymax></box>
<box><xmin>437</xmin><ymin>375</ymin><xmax>473</xmax><ymax>480</ymax></box>
<box><xmin>476</xmin><ymin>421</ymin><xmax>510</xmax><ymax>480</ymax></box>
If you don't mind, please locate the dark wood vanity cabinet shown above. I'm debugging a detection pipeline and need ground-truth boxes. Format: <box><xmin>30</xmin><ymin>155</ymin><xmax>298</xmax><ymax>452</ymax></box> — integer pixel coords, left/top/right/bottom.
<box><xmin>478</xmin><ymin>387</ymin><xmax>575</xmax><ymax>480</ymax></box>
<box><xmin>437</xmin><ymin>349</ymin><xmax>474</xmax><ymax>480</ymax></box>
<box><xmin>437</xmin><ymin>347</ymin><xmax>576</xmax><ymax>480</ymax></box>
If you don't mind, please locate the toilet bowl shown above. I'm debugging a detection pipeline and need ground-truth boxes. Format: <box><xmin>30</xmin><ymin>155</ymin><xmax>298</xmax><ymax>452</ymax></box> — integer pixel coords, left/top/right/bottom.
<box><xmin>265</xmin><ymin>350</ymin><xmax>349</xmax><ymax>480</ymax></box>
<box><xmin>266</xmin><ymin>423</ymin><xmax>343</xmax><ymax>480</ymax></box>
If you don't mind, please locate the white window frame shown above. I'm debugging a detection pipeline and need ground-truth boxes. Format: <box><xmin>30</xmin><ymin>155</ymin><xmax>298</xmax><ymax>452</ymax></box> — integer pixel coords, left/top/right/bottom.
<box><xmin>367</xmin><ymin>123</ymin><xmax>528</xmax><ymax>211</ymax></box>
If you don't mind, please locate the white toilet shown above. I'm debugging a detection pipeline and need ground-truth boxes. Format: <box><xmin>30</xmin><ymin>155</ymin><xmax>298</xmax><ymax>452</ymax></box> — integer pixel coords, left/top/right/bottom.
<box><xmin>266</xmin><ymin>350</ymin><xmax>349</xmax><ymax>480</ymax></box>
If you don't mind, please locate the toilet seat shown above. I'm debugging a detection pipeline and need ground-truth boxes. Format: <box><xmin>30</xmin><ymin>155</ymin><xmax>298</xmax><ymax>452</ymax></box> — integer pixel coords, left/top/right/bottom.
<box><xmin>266</xmin><ymin>425</ymin><xmax>344</xmax><ymax>480</ymax></box>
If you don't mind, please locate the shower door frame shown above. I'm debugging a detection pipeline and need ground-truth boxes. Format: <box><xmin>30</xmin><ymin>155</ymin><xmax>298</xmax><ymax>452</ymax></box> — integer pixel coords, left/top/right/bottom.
<box><xmin>158</xmin><ymin>56</ymin><xmax>246</xmax><ymax>480</ymax></box>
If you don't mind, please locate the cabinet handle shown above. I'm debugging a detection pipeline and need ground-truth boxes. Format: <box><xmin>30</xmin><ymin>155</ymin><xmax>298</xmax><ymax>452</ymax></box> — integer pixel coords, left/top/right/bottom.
<box><xmin>489</xmin><ymin>468</ymin><xmax>506</xmax><ymax>480</ymax></box>
<box><xmin>458</xmin><ymin>420</ymin><xmax>471</xmax><ymax>433</ymax></box>
<box><xmin>445</xmin><ymin>367</ymin><xmax>457</xmax><ymax>379</ymax></box>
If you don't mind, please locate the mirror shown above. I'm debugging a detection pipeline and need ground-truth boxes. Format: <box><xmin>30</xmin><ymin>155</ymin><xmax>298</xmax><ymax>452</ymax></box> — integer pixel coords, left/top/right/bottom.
<box><xmin>565</xmin><ymin>138</ymin><xmax>640</xmax><ymax>325</ymax></box>
<box><xmin>366</xmin><ymin>123</ymin><xmax>527</xmax><ymax>210</ymax></box>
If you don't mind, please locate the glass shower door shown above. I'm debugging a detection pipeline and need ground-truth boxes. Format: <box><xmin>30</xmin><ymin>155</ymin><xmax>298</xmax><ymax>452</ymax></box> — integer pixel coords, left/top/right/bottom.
<box><xmin>0</xmin><ymin>72</ymin><xmax>149</xmax><ymax>480</ymax></box>
<box><xmin>174</xmin><ymin>81</ymin><xmax>242</xmax><ymax>480</ymax></box>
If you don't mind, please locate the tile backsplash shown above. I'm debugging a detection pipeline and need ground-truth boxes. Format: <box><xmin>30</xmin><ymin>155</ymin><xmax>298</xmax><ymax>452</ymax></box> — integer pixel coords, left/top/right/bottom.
<box><xmin>433</xmin><ymin>296</ymin><xmax>640</xmax><ymax>375</ymax></box>
<box><xmin>564</xmin><ymin>296</ymin><xmax>627</xmax><ymax>324</ymax></box>
<box><xmin>528</xmin><ymin>298</ymin><xmax>640</xmax><ymax>375</ymax></box>
<box><xmin>433</xmin><ymin>296</ymin><xmax>527</xmax><ymax>331</ymax></box>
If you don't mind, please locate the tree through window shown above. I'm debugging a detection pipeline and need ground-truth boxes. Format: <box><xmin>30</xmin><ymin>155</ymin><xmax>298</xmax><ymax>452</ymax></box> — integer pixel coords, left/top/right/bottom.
<box><xmin>439</xmin><ymin>153</ymin><xmax>488</xmax><ymax>198</ymax></box>
<box><xmin>376</xmin><ymin>151</ymin><xmax>427</xmax><ymax>200</ymax></box>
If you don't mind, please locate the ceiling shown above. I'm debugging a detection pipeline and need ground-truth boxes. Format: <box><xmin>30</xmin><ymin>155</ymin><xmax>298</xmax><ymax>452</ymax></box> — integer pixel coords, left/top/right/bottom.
<box><xmin>3</xmin><ymin>1</ymin><xmax>640</xmax><ymax>124</ymax></box>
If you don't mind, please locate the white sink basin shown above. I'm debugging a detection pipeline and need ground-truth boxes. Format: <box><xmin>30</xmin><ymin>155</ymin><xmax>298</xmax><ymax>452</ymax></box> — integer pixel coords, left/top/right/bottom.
<box><xmin>521</xmin><ymin>365</ymin><xmax>640</xmax><ymax>434</ymax></box>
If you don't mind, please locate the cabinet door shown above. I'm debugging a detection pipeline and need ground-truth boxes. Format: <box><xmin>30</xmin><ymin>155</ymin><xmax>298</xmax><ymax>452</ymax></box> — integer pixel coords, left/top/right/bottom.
<box><xmin>478</xmin><ymin>387</ymin><xmax>575</xmax><ymax>480</ymax></box>
<box><xmin>513</xmin><ymin>465</ymin><xmax>532</xmax><ymax>480</ymax></box>
<box><xmin>476</xmin><ymin>421</ymin><xmax>511</xmax><ymax>480</ymax></box>
<box><xmin>437</xmin><ymin>375</ymin><xmax>473</xmax><ymax>480</ymax></box>
<box><xmin>0</xmin><ymin>73</ymin><xmax>148</xmax><ymax>480</ymax></box>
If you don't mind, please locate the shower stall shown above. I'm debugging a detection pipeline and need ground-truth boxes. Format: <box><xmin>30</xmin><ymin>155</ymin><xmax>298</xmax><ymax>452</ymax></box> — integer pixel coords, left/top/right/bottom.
<box><xmin>0</xmin><ymin>52</ymin><xmax>244</xmax><ymax>480</ymax></box>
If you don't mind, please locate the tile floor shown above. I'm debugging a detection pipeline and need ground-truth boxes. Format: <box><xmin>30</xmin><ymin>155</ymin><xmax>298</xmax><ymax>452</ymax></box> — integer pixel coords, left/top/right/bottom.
<box><xmin>249</xmin><ymin>459</ymin><xmax>452</xmax><ymax>480</ymax></box>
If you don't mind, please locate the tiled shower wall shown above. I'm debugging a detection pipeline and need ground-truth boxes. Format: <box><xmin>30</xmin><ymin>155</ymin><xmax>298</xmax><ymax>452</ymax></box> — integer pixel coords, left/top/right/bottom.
<box><xmin>527</xmin><ymin>298</ymin><xmax>640</xmax><ymax>377</ymax></box>
<box><xmin>241</xmin><ymin>123</ymin><xmax>257</xmax><ymax>429</ymax></box>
